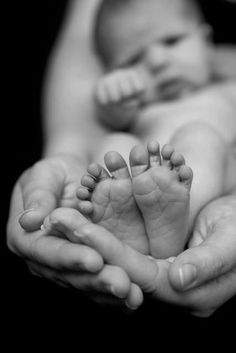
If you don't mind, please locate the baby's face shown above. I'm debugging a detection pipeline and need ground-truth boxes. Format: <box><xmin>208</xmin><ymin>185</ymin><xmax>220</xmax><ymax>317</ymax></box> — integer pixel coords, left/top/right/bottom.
<box><xmin>106</xmin><ymin>0</ymin><xmax>213</xmax><ymax>103</ymax></box>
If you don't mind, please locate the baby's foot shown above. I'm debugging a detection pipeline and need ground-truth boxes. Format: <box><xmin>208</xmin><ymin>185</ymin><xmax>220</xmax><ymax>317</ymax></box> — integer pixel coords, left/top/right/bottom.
<box><xmin>130</xmin><ymin>141</ymin><xmax>193</xmax><ymax>258</ymax></box>
<box><xmin>77</xmin><ymin>151</ymin><xmax>149</xmax><ymax>254</ymax></box>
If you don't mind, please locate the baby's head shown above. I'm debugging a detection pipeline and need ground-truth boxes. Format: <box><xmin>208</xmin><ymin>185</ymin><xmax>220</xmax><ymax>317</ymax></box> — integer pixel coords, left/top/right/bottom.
<box><xmin>94</xmin><ymin>0</ymin><xmax>213</xmax><ymax>102</ymax></box>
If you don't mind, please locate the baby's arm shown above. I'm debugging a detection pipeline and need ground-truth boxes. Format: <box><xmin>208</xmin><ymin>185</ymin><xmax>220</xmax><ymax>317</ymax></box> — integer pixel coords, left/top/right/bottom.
<box><xmin>95</xmin><ymin>68</ymin><xmax>145</xmax><ymax>130</ymax></box>
<box><xmin>8</xmin><ymin>0</ymin><xmax>144</xmax><ymax>309</ymax></box>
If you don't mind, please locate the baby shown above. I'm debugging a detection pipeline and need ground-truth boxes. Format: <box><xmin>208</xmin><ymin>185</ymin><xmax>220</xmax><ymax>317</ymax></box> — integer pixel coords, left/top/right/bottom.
<box><xmin>93</xmin><ymin>0</ymin><xmax>213</xmax><ymax>131</ymax></box>
<box><xmin>43</xmin><ymin>0</ymin><xmax>236</xmax><ymax>259</ymax></box>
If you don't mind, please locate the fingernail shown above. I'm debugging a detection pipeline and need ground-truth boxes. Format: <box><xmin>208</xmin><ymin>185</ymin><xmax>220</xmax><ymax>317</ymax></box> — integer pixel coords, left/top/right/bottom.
<box><xmin>125</xmin><ymin>301</ymin><xmax>139</xmax><ymax>311</ymax></box>
<box><xmin>179</xmin><ymin>264</ymin><xmax>197</xmax><ymax>289</ymax></box>
<box><xmin>110</xmin><ymin>286</ymin><xmax>125</xmax><ymax>299</ymax></box>
<box><xmin>18</xmin><ymin>208</ymin><xmax>36</xmax><ymax>221</ymax></box>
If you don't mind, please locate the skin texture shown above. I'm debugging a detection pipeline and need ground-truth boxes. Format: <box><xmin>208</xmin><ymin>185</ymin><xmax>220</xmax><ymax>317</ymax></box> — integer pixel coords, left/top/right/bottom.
<box><xmin>93</xmin><ymin>0</ymin><xmax>236</xmax><ymax>260</ymax></box>
<box><xmin>6</xmin><ymin>0</ymin><xmax>236</xmax><ymax>316</ymax></box>
<box><xmin>77</xmin><ymin>142</ymin><xmax>193</xmax><ymax>258</ymax></box>
<box><xmin>42</xmin><ymin>187</ymin><xmax>236</xmax><ymax>317</ymax></box>
<box><xmin>95</xmin><ymin>0</ymin><xmax>213</xmax><ymax>131</ymax></box>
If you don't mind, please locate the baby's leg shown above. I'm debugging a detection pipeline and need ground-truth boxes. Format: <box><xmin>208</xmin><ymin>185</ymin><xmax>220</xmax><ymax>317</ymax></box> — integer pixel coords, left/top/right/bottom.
<box><xmin>78</xmin><ymin>132</ymin><xmax>149</xmax><ymax>254</ymax></box>
<box><xmin>170</xmin><ymin>122</ymin><xmax>236</xmax><ymax>229</ymax></box>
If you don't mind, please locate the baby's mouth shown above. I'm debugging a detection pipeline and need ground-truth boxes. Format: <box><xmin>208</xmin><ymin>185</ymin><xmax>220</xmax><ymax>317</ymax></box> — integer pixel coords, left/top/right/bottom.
<box><xmin>158</xmin><ymin>79</ymin><xmax>191</xmax><ymax>101</ymax></box>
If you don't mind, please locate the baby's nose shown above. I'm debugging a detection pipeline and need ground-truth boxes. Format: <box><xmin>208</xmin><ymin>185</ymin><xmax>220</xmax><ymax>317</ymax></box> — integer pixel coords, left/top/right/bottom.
<box><xmin>145</xmin><ymin>43</ymin><xmax>169</xmax><ymax>73</ymax></box>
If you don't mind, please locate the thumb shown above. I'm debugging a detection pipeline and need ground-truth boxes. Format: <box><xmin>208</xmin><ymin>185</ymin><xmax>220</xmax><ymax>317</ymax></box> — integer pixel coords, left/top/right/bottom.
<box><xmin>169</xmin><ymin>226</ymin><xmax>236</xmax><ymax>291</ymax></box>
<box><xmin>19</xmin><ymin>163</ymin><xmax>64</xmax><ymax>231</ymax></box>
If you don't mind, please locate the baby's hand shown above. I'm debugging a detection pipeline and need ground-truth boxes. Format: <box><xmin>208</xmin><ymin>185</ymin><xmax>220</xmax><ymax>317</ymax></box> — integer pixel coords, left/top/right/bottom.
<box><xmin>95</xmin><ymin>69</ymin><xmax>145</xmax><ymax>130</ymax></box>
<box><xmin>95</xmin><ymin>68</ymin><xmax>145</xmax><ymax>107</ymax></box>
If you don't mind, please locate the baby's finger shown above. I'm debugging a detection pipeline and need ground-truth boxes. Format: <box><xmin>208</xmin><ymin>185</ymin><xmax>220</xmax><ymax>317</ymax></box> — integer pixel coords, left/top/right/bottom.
<box><xmin>118</xmin><ymin>71</ymin><xmax>143</xmax><ymax>100</ymax></box>
<box><xmin>104</xmin><ymin>75</ymin><xmax>123</xmax><ymax>103</ymax></box>
<box><xmin>130</xmin><ymin>71</ymin><xmax>145</xmax><ymax>95</ymax></box>
<box><xmin>118</xmin><ymin>73</ymin><xmax>135</xmax><ymax>98</ymax></box>
<box><xmin>95</xmin><ymin>80</ymin><xmax>110</xmax><ymax>105</ymax></box>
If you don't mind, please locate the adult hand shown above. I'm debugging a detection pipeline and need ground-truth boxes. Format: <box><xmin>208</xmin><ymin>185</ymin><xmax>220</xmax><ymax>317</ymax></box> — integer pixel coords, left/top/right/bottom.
<box><xmin>6</xmin><ymin>155</ymin><xmax>143</xmax><ymax>309</ymax></box>
<box><xmin>168</xmin><ymin>191</ymin><xmax>236</xmax><ymax>316</ymax></box>
<box><xmin>70</xmin><ymin>191</ymin><xmax>236</xmax><ymax>317</ymax></box>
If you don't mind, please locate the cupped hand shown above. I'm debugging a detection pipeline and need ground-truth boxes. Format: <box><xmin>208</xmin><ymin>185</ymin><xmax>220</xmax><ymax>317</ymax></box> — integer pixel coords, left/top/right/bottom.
<box><xmin>67</xmin><ymin>191</ymin><xmax>236</xmax><ymax>317</ymax></box>
<box><xmin>168</xmin><ymin>192</ymin><xmax>236</xmax><ymax>316</ymax></box>
<box><xmin>16</xmin><ymin>154</ymin><xmax>87</xmax><ymax>231</ymax></box>
<box><xmin>6</xmin><ymin>155</ymin><xmax>143</xmax><ymax>309</ymax></box>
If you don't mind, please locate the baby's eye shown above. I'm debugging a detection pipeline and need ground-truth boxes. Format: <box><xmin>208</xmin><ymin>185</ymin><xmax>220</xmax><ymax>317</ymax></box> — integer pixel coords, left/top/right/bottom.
<box><xmin>125</xmin><ymin>52</ymin><xmax>143</xmax><ymax>66</ymax></box>
<box><xmin>162</xmin><ymin>34</ymin><xmax>185</xmax><ymax>46</ymax></box>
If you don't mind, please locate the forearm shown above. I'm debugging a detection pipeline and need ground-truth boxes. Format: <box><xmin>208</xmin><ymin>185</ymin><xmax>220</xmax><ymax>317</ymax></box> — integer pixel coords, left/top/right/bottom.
<box><xmin>42</xmin><ymin>0</ymin><xmax>105</xmax><ymax>161</ymax></box>
<box><xmin>42</xmin><ymin>64</ymin><xmax>104</xmax><ymax>161</ymax></box>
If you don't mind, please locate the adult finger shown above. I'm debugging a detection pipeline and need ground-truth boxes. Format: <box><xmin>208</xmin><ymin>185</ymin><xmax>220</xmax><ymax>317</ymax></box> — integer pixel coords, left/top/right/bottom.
<box><xmin>19</xmin><ymin>161</ymin><xmax>65</xmax><ymax>231</ymax></box>
<box><xmin>28</xmin><ymin>260</ymin><xmax>143</xmax><ymax>309</ymax></box>
<box><xmin>7</xmin><ymin>185</ymin><xmax>103</xmax><ymax>272</ymax></box>
<box><xmin>168</xmin><ymin>223</ymin><xmax>236</xmax><ymax>291</ymax></box>
<box><xmin>69</xmin><ymin>222</ymin><xmax>236</xmax><ymax>316</ymax></box>
<box><xmin>89</xmin><ymin>282</ymin><xmax>143</xmax><ymax>310</ymax></box>
<box><xmin>29</xmin><ymin>261</ymin><xmax>128</xmax><ymax>297</ymax></box>
<box><xmin>155</xmin><ymin>257</ymin><xmax>236</xmax><ymax>317</ymax></box>
<box><xmin>74</xmin><ymin>223</ymin><xmax>160</xmax><ymax>293</ymax></box>
<box><xmin>185</xmin><ymin>267</ymin><xmax>236</xmax><ymax>317</ymax></box>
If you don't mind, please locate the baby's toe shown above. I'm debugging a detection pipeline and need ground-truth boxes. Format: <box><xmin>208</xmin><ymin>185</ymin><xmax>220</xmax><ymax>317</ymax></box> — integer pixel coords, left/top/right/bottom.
<box><xmin>78</xmin><ymin>201</ymin><xmax>94</xmax><ymax>215</ymax></box>
<box><xmin>76</xmin><ymin>187</ymin><xmax>91</xmax><ymax>201</ymax></box>
<box><xmin>161</xmin><ymin>144</ymin><xmax>175</xmax><ymax>168</ymax></box>
<box><xmin>147</xmin><ymin>141</ymin><xmax>161</xmax><ymax>167</ymax></box>
<box><xmin>87</xmin><ymin>163</ymin><xmax>110</xmax><ymax>181</ymax></box>
<box><xmin>104</xmin><ymin>151</ymin><xmax>130</xmax><ymax>179</ymax></box>
<box><xmin>81</xmin><ymin>174</ymin><xmax>97</xmax><ymax>189</ymax></box>
<box><xmin>179</xmin><ymin>165</ymin><xmax>193</xmax><ymax>188</ymax></box>
<box><xmin>130</xmin><ymin>144</ymin><xmax>149</xmax><ymax>177</ymax></box>
<box><xmin>170</xmin><ymin>151</ymin><xmax>185</xmax><ymax>171</ymax></box>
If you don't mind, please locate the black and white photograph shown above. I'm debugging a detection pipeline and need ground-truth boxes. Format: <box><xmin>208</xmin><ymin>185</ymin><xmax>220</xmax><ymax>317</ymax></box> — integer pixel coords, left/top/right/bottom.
<box><xmin>4</xmin><ymin>0</ymin><xmax>236</xmax><ymax>347</ymax></box>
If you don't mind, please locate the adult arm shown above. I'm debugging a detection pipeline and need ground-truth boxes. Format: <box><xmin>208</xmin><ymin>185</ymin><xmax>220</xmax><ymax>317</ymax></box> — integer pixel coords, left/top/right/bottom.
<box><xmin>42</xmin><ymin>0</ymin><xmax>105</xmax><ymax>159</ymax></box>
<box><xmin>7</xmin><ymin>0</ymin><xmax>143</xmax><ymax>307</ymax></box>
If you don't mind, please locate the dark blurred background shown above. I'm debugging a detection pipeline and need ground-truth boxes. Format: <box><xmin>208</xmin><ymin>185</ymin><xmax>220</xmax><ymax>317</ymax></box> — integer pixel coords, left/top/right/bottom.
<box><xmin>3</xmin><ymin>0</ymin><xmax>236</xmax><ymax>347</ymax></box>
